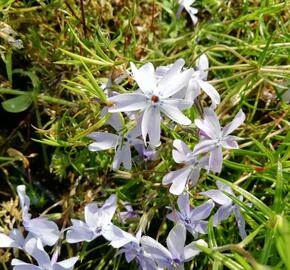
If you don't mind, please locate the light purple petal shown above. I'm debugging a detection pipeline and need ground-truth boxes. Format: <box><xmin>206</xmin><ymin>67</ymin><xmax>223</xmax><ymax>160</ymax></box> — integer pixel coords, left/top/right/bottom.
<box><xmin>11</xmin><ymin>259</ymin><xmax>42</xmax><ymax>270</ymax></box>
<box><xmin>222</xmin><ymin>110</ymin><xmax>245</xmax><ymax>137</ymax></box>
<box><xmin>190</xmin><ymin>200</ymin><xmax>214</xmax><ymax>221</ymax></box>
<box><xmin>108</xmin><ymin>93</ymin><xmax>148</xmax><ymax>113</ymax></box>
<box><xmin>193</xmin><ymin>139</ymin><xmax>216</xmax><ymax>155</ymax></box>
<box><xmin>87</xmin><ymin>132</ymin><xmax>119</xmax><ymax>151</ymax></box>
<box><xmin>195</xmin><ymin>108</ymin><xmax>221</xmax><ymax>139</ymax></box>
<box><xmin>172</xmin><ymin>139</ymin><xmax>192</xmax><ymax>163</ymax></box>
<box><xmin>84</xmin><ymin>203</ymin><xmax>99</xmax><ymax>228</ymax></box>
<box><xmin>66</xmin><ymin>220</ymin><xmax>95</xmax><ymax>243</ymax></box>
<box><xmin>196</xmin><ymin>54</ymin><xmax>208</xmax><ymax>80</ymax></box>
<box><xmin>209</xmin><ymin>146</ymin><xmax>223</xmax><ymax>173</ymax></box>
<box><xmin>9</xmin><ymin>229</ymin><xmax>25</xmax><ymax>248</ymax></box>
<box><xmin>200</xmin><ymin>189</ymin><xmax>232</xmax><ymax>205</ymax></box>
<box><xmin>185</xmin><ymin>79</ymin><xmax>201</xmax><ymax>102</ymax></box>
<box><xmin>24</xmin><ymin>238</ymin><xmax>50</xmax><ymax>267</ymax></box>
<box><xmin>213</xmin><ymin>204</ymin><xmax>233</xmax><ymax>226</ymax></box>
<box><xmin>113</xmin><ymin>144</ymin><xmax>132</xmax><ymax>170</ymax></box>
<box><xmin>130</xmin><ymin>62</ymin><xmax>156</xmax><ymax>95</ymax></box>
<box><xmin>216</xmin><ymin>181</ymin><xmax>234</xmax><ymax>195</ymax></box>
<box><xmin>184</xmin><ymin>240</ymin><xmax>207</xmax><ymax>261</ymax></box>
<box><xmin>167</xmin><ymin>223</ymin><xmax>186</xmax><ymax>260</ymax></box>
<box><xmin>221</xmin><ymin>137</ymin><xmax>239</xmax><ymax>149</ymax></box>
<box><xmin>177</xmin><ymin>193</ymin><xmax>191</xmax><ymax>217</ymax></box>
<box><xmin>0</xmin><ymin>233</ymin><xmax>15</xmax><ymax>248</ymax></box>
<box><xmin>233</xmin><ymin>207</ymin><xmax>247</xmax><ymax>239</ymax></box>
<box><xmin>53</xmin><ymin>256</ymin><xmax>79</xmax><ymax>270</ymax></box>
<box><xmin>142</xmin><ymin>105</ymin><xmax>161</xmax><ymax>146</ymax></box>
<box><xmin>189</xmin><ymin>167</ymin><xmax>201</xmax><ymax>186</ymax></box>
<box><xmin>185</xmin><ymin>6</ymin><xmax>199</xmax><ymax>24</ymax></box>
<box><xmin>141</xmin><ymin>236</ymin><xmax>172</xmax><ymax>268</ymax></box>
<box><xmin>160</xmin><ymin>102</ymin><xmax>191</xmax><ymax>125</ymax></box>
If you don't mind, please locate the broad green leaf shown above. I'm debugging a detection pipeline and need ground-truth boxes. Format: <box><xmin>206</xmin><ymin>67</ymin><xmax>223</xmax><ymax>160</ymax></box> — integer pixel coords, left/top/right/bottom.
<box><xmin>2</xmin><ymin>95</ymin><xmax>32</xmax><ymax>113</ymax></box>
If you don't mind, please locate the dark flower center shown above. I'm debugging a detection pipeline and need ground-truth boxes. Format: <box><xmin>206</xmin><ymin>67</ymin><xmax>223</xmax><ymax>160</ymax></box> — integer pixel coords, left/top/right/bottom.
<box><xmin>151</xmin><ymin>95</ymin><xmax>159</xmax><ymax>103</ymax></box>
<box><xmin>95</xmin><ymin>227</ymin><xmax>102</xmax><ymax>234</ymax></box>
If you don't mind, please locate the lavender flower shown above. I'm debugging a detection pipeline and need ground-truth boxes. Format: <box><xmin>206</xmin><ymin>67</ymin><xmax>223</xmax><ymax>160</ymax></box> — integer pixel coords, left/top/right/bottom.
<box><xmin>167</xmin><ymin>193</ymin><xmax>214</xmax><ymax>238</ymax></box>
<box><xmin>141</xmin><ymin>223</ymin><xmax>207</xmax><ymax>269</ymax></box>
<box><xmin>87</xmin><ymin>125</ymin><xmax>144</xmax><ymax>171</ymax></box>
<box><xmin>11</xmin><ymin>238</ymin><xmax>78</xmax><ymax>270</ymax></box>
<box><xmin>66</xmin><ymin>195</ymin><xmax>117</xmax><ymax>243</ymax></box>
<box><xmin>119</xmin><ymin>202</ymin><xmax>140</xmax><ymax>224</ymax></box>
<box><xmin>193</xmin><ymin>108</ymin><xmax>245</xmax><ymax>173</ymax></box>
<box><xmin>17</xmin><ymin>185</ymin><xmax>60</xmax><ymax>246</ymax></box>
<box><xmin>176</xmin><ymin>0</ymin><xmax>198</xmax><ymax>25</ymax></box>
<box><xmin>162</xmin><ymin>139</ymin><xmax>209</xmax><ymax>195</ymax></box>
<box><xmin>108</xmin><ymin>59</ymin><xmax>193</xmax><ymax>146</ymax></box>
<box><xmin>200</xmin><ymin>181</ymin><xmax>247</xmax><ymax>239</ymax></box>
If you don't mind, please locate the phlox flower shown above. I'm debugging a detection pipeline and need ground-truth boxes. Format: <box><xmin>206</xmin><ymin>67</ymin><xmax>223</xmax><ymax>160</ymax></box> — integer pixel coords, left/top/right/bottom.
<box><xmin>141</xmin><ymin>223</ymin><xmax>207</xmax><ymax>269</ymax></box>
<box><xmin>11</xmin><ymin>238</ymin><xmax>78</xmax><ymax>270</ymax></box>
<box><xmin>176</xmin><ymin>0</ymin><xmax>198</xmax><ymax>25</ymax></box>
<box><xmin>200</xmin><ymin>181</ymin><xmax>247</xmax><ymax>239</ymax></box>
<box><xmin>66</xmin><ymin>195</ymin><xmax>117</xmax><ymax>243</ymax></box>
<box><xmin>17</xmin><ymin>185</ymin><xmax>60</xmax><ymax>246</ymax></box>
<box><xmin>104</xmin><ymin>227</ymin><xmax>156</xmax><ymax>270</ymax></box>
<box><xmin>167</xmin><ymin>193</ymin><xmax>214</xmax><ymax>238</ymax></box>
<box><xmin>119</xmin><ymin>202</ymin><xmax>140</xmax><ymax>224</ymax></box>
<box><xmin>193</xmin><ymin>108</ymin><xmax>245</xmax><ymax>173</ymax></box>
<box><xmin>108</xmin><ymin>59</ymin><xmax>193</xmax><ymax>146</ymax></box>
<box><xmin>87</xmin><ymin>125</ymin><xmax>144</xmax><ymax>171</ymax></box>
<box><xmin>162</xmin><ymin>139</ymin><xmax>209</xmax><ymax>195</ymax></box>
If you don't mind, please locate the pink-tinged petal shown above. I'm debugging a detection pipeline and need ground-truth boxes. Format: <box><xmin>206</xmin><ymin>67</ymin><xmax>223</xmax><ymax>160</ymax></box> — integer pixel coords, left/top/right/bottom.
<box><xmin>160</xmin><ymin>102</ymin><xmax>191</xmax><ymax>125</ymax></box>
<box><xmin>166</xmin><ymin>223</ymin><xmax>186</xmax><ymax>259</ymax></box>
<box><xmin>209</xmin><ymin>146</ymin><xmax>223</xmax><ymax>173</ymax></box>
<box><xmin>195</xmin><ymin>108</ymin><xmax>221</xmax><ymax>139</ymax></box>
<box><xmin>142</xmin><ymin>105</ymin><xmax>161</xmax><ymax>146</ymax></box>
<box><xmin>54</xmin><ymin>257</ymin><xmax>79</xmax><ymax>270</ymax></box>
<box><xmin>193</xmin><ymin>139</ymin><xmax>216</xmax><ymax>155</ymax></box>
<box><xmin>200</xmin><ymin>189</ymin><xmax>232</xmax><ymax>205</ymax></box>
<box><xmin>130</xmin><ymin>62</ymin><xmax>156</xmax><ymax>95</ymax></box>
<box><xmin>0</xmin><ymin>233</ymin><xmax>15</xmax><ymax>248</ymax></box>
<box><xmin>87</xmin><ymin>132</ymin><xmax>119</xmax><ymax>151</ymax></box>
<box><xmin>222</xmin><ymin>110</ymin><xmax>245</xmax><ymax>137</ymax></box>
<box><xmin>213</xmin><ymin>204</ymin><xmax>233</xmax><ymax>226</ymax></box>
<box><xmin>184</xmin><ymin>240</ymin><xmax>207</xmax><ymax>262</ymax></box>
<box><xmin>177</xmin><ymin>193</ymin><xmax>191</xmax><ymax>217</ymax></box>
<box><xmin>190</xmin><ymin>200</ymin><xmax>214</xmax><ymax>221</ymax></box>
<box><xmin>198</xmin><ymin>80</ymin><xmax>220</xmax><ymax>106</ymax></box>
<box><xmin>158</xmin><ymin>68</ymin><xmax>193</xmax><ymax>98</ymax></box>
<box><xmin>108</xmin><ymin>93</ymin><xmax>148</xmax><ymax>112</ymax></box>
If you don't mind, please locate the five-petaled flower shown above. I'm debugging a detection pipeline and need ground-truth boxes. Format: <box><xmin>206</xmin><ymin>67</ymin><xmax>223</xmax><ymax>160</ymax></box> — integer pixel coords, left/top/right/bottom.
<box><xmin>108</xmin><ymin>59</ymin><xmax>193</xmax><ymax>146</ymax></box>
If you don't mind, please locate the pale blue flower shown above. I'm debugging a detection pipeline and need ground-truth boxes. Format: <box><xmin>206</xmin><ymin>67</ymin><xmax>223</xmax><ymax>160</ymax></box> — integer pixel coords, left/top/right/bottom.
<box><xmin>193</xmin><ymin>108</ymin><xmax>245</xmax><ymax>173</ymax></box>
<box><xmin>17</xmin><ymin>185</ymin><xmax>60</xmax><ymax>246</ymax></box>
<box><xmin>141</xmin><ymin>223</ymin><xmax>207</xmax><ymax>269</ymax></box>
<box><xmin>162</xmin><ymin>139</ymin><xmax>209</xmax><ymax>195</ymax></box>
<box><xmin>108</xmin><ymin>59</ymin><xmax>193</xmax><ymax>146</ymax></box>
<box><xmin>167</xmin><ymin>193</ymin><xmax>214</xmax><ymax>238</ymax></box>
<box><xmin>11</xmin><ymin>238</ymin><xmax>78</xmax><ymax>270</ymax></box>
<box><xmin>177</xmin><ymin>0</ymin><xmax>199</xmax><ymax>25</ymax></box>
<box><xmin>200</xmin><ymin>181</ymin><xmax>247</xmax><ymax>239</ymax></box>
<box><xmin>66</xmin><ymin>195</ymin><xmax>117</xmax><ymax>243</ymax></box>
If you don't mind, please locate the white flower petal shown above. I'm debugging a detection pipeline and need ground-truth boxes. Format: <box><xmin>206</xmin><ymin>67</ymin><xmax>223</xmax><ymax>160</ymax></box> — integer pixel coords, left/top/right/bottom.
<box><xmin>222</xmin><ymin>110</ymin><xmax>245</xmax><ymax>137</ymax></box>
<box><xmin>130</xmin><ymin>62</ymin><xmax>156</xmax><ymax>95</ymax></box>
<box><xmin>108</xmin><ymin>93</ymin><xmax>148</xmax><ymax>112</ymax></box>
<box><xmin>166</xmin><ymin>223</ymin><xmax>186</xmax><ymax>258</ymax></box>
<box><xmin>0</xmin><ymin>233</ymin><xmax>15</xmax><ymax>248</ymax></box>
<box><xmin>142</xmin><ymin>105</ymin><xmax>161</xmax><ymax>146</ymax></box>
<box><xmin>198</xmin><ymin>80</ymin><xmax>220</xmax><ymax>106</ymax></box>
<box><xmin>160</xmin><ymin>102</ymin><xmax>191</xmax><ymax>125</ymax></box>
<box><xmin>87</xmin><ymin>132</ymin><xmax>119</xmax><ymax>151</ymax></box>
<box><xmin>184</xmin><ymin>239</ymin><xmax>207</xmax><ymax>261</ymax></box>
